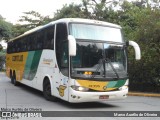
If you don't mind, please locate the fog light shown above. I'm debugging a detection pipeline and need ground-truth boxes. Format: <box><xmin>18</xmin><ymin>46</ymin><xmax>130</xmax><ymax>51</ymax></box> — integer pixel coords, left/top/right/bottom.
<box><xmin>119</xmin><ymin>86</ymin><xmax>128</xmax><ymax>91</ymax></box>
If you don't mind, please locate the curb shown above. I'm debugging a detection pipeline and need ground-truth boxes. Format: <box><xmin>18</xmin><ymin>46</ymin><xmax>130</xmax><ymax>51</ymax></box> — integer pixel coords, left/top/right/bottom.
<box><xmin>128</xmin><ymin>92</ymin><xmax>160</xmax><ymax>97</ymax></box>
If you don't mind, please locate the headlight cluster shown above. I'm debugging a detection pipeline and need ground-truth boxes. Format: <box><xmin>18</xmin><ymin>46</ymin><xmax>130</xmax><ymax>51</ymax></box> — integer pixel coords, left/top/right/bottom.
<box><xmin>119</xmin><ymin>79</ymin><xmax>129</xmax><ymax>91</ymax></box>
<box><xmin>71</xmin><ymin>85</ymin><xmax>89</xmax><ymax>92</ymax></box>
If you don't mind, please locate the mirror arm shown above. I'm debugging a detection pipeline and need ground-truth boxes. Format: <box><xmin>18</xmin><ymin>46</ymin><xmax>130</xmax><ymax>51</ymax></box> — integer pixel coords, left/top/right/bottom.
<box><xmin>129</xmin><ymin>41</ymin><xmax>141</xmax><ymax>60</ymax></box>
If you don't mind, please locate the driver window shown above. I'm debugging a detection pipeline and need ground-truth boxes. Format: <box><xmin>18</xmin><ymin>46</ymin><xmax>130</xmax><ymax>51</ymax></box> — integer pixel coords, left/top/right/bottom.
<box><xmin>55</xmin><ymin>23</ymin><xmax>68</xmax><ymax>76</ymax></box>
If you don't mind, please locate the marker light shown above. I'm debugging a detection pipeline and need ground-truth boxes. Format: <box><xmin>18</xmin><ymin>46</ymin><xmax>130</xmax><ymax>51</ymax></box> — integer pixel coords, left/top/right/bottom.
<box><xmin>84</xmin><ymin>71</ymin><xmax>92</xmax><ymax>75</ymax></box>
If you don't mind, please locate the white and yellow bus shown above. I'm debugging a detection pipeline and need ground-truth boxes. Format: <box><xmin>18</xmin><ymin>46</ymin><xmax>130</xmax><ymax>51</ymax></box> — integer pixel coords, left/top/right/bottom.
<box><xmin>6</xmin><ymin>18</ymin><xmax>141</xmax><ymax>103</ymax></box>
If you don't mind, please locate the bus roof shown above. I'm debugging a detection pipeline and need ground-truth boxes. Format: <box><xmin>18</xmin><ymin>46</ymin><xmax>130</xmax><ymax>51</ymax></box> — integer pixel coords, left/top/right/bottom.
<box><xmin>9</xmin><ymin>18</ymin><xmax>121</xmax><ymax>42</ymax></box>
<box><xmin>51</xmin><ymin>18</ymin><xmax>121</xmax><ymax>28</ymax></box>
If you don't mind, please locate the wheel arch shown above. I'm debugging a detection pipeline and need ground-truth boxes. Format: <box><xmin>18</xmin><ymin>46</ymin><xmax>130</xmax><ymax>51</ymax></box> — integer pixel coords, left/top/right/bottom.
<box><xmin>43</xmin><ymin>75</ymin><xmax>53</xmax><ymax>95</ymax></box>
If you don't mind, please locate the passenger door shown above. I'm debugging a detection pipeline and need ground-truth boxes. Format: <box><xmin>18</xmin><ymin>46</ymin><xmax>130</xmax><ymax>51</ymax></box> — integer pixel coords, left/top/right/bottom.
<box><xmin>54</xmin><ymin>23</ymin><xmax>69</xmax><ymax>101</ymax></box>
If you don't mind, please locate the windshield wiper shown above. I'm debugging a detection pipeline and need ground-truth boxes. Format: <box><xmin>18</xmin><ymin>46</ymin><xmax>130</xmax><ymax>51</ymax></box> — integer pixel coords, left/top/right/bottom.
<box><xmin>91</xmin><ymin>58</ymin><xmax>120</xmax><ymax>79</ymax></box>
<box><xmin>105</xmin><ymin>58</ymin><xmax>119</xmax><ymax>79</ymax></box>
<box><xmin>91</xmin><ymin>59</ymin><xmax>104</xmax><ymax>78</ymax></box>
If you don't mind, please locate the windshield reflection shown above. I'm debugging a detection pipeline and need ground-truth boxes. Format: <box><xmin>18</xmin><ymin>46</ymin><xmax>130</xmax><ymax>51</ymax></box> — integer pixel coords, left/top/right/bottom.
<box><xmin>71</xmin><ymin>42</ymin><xmax>127</xmax><ymax>80</ymax></box>
<box><xmin>69</xmin><ymin>23</ymin><xmax>123</xmax><ymax>42</ymax></box>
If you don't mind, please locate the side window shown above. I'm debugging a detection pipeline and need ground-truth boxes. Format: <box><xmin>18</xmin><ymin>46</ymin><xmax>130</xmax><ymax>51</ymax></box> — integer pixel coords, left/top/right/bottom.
<box><xmin>55</xmin><ymin>23</ymin><xmax>68</xmax><ymax>76</ymax></box>
<box><xmin>10</xmin><ymin>42</ymin><xmax>14</xmax><ymax>53</ymax></box>
<box><xmin>12</xmin><ymin>42</ymin><xmax>16</xmax><ymax>53</ymax></box>
<box><xmin>43</xmin><ymin>25</ymin><xmax>55</xmax><ymax>49</ymax></box>
<box><xmin>26</xmin><ymin>33</ymin><xmax>36</xmax><ymax>51</ymax></box>
<box><xmin>7</xmin><ymin>42</ymin><xmax>11</xmax><ymax>53</ymax></box>
<box><xmin>22</xmin><ymin>38</ymin><xmax>27</xmax><ymax>52</ymax></box>
<box><xmin>27</xmin><ymin>35</ymin><xmax>32</xmax><ymax>51</ymax></box>
<box><xmin>37</xmin><ymin>31</ymin><xmax>44</xmax><ymax>50</ymax></box>
<box><xmin>61</xmin><ymin>42</ymin><xmax>68</xmax><ymax>65</ymax></box>
<box><xmin>16</xmin><ymin>39</ymin><xmax>21</xmax><ymax>52</ymax></box>
<box><xmin>31</xmin><ymin>33</ymin><xmax>37</xmax><ymax>50</ymax></box>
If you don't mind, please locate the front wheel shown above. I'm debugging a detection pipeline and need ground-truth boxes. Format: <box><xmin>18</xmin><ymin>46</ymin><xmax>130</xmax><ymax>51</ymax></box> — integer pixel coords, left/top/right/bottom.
<box><xmin>11</xmin><ymin>75</ymin><xmax>14</xmax><ymax>84</ymax></box>
<box><xmin>43</xmin><ymin>79</ymin><xmax>57</xmax><ymax>101</ymax></box>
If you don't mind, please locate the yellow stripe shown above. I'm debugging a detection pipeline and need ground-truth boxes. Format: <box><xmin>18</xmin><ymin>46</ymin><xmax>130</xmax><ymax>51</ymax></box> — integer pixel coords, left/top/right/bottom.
<box><xmin>77</xmin><ymin>79</ymin><xmax>116</xmax><ymax>91</ymax></box>
<box><xmin>6</xmin><ymin>52</ymin><xmax>28</xmax><ymax>81</ymax></box>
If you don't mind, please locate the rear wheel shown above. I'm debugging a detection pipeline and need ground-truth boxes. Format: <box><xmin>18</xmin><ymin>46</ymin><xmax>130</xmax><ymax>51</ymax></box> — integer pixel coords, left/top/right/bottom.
<box><xmin>13</xmin><ymin>72</ymin><xmax>19</xmax><ymax>86</ymax></box>
<box><xmin>10</xmin><ymin>71</ymin><xmax>14</xmax><ymax>84</ymax></box>
<box><xmin>43</xmin><ymin>79</ymin><xmax>57</xmax><ymax>101</ymax></box>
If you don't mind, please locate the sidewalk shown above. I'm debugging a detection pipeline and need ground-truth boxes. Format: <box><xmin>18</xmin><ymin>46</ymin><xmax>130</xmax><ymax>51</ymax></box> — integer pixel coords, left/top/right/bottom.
<box><xmin>128</xmin><ymin>92</ymin><xmax>160</xmax><ymax>97</ymax></box>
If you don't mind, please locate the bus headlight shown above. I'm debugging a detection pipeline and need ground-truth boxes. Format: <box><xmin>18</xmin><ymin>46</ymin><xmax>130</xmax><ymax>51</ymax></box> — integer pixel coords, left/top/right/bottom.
<box><xmin>71</xmin><ymin>85</ymin><xmax>89</xmax><ymax>92</ymax></box>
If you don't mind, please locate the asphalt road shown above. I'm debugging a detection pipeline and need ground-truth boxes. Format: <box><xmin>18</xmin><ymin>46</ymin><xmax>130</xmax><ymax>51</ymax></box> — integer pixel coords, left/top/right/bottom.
<box><xmin>0</xmin><ymin>72</ymin><xmax>160</xmax><ymax>120</ymax></box>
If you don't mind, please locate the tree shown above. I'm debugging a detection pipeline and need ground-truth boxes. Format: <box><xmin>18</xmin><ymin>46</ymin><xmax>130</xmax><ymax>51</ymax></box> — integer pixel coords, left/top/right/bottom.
<box><xmin>53</xmin><ymin>4</ymin><xmax>87</xmax><ymax>20</ymax></box>
<box><xmin>115</xmin><ymin>0</ymin><xmax>160</xmax><ymax>92</ymax></box>
<box><xmin>0</xmin><ymin>40</ymin><xmax>5</xmax><ymax>71</ymax></box>
<box><xmin>78</xmin><ymin>0</ymin><xmax>120</xmax><ymax>21</ymax></box>
<box><xmin>11</xmin><ymin>11</ymin><xmax>52</xmax><ymax>37</ymax></box>
<box><xmin>11</xmin><ymin>24</ymin><xmax>28</xmax><ymax>37</ymax></box>
<box><xmin>0</xmin><ymin>16</ymin><xmax>12</xmax><ymax>41</ymax></box>
<box><xmin>0</xmin><ymin>44</ymin><xmax>2</xmax><ymax>51</ymax></box>
<box><xmin>18</xmin><ymin>11</ymin><xmax>52</xmax><ymax>29</ymax></box>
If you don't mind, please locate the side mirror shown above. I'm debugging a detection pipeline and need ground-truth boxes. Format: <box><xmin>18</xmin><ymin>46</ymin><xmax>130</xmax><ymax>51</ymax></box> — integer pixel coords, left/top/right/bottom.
<box><xmin>68</xmin><ymin>35</ymin><xmax>76</xmax><ymax>56</ymax></box>
<box><xmin>128</xmin><ymin>41</ymin><xmax>141</xmax><ymax>60</ymax></box>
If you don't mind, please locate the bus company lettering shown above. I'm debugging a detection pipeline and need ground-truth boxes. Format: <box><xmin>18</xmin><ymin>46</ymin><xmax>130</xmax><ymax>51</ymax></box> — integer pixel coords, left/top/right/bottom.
<box><xmin>43</xmin><ymin>58</ymin><xmax>53</xmax><ymax>65</ymax></box>
<box><xmin>12</xmin><ymin>55</ymin><xmax>23</xmax><ymax>61</ymax></box>
<box><xmin>88</xmin><ymin>85</ymin><xmax>100</xmax><ymax>88</ymax></box>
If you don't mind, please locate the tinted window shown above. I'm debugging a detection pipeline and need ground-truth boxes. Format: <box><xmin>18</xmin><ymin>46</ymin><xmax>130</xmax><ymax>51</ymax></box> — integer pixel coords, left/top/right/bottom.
<box><xmin>43</xmin><ymin>26</ymin><xmax>55</xmax><ymax>49</ymax></box>
<box><xmin>55</xmin><ymin>23</ymin><xmax>68</xmax><ymax>76</ymax></box>
<box><xmin>7</xmin><ymin>25</ymin><xmax>55</xmax><ymax>53</ymax></box>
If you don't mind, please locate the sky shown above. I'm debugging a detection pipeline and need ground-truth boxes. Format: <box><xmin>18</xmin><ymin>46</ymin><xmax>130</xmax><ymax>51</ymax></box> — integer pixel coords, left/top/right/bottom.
<box><xmin>0</xmin><ymin>0</ymin><xmax>80</xmax><ymax>24</ymax></box>
<box><xmin>0</xmin><ymin>40</ymin><xmax>7</xmax><ymax>49</ymax></box>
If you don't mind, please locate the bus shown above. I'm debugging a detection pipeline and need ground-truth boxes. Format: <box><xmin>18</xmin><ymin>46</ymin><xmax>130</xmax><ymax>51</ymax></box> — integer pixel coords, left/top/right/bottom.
<box><xmin>6</xmin><ymin>18</ymin><xmax>141</xmax><ymax>103</ymax></box>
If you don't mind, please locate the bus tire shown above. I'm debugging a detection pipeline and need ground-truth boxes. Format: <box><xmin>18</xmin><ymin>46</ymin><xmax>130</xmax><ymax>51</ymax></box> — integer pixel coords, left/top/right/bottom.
<box><xmin>43</xmin><ymin>78</ymin><xmax>57</xmax><ymax>101</ymax></box>
<box><xmin>13</xmin><ymin>72</ymin><xmax>19</xmax><ymax>86</ymax></box>
<box><xmin>10</xmin><ymin>71</ymin><xmax>14</xmax><ymax>84</ymax></box>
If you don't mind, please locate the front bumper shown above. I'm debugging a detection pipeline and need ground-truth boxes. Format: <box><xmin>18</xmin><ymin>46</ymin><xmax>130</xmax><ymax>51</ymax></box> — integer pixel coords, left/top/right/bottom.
<box><xmin>69</xmin><ymin>87</ymin><xmax>128</xmax><ymax>103</ymax></box>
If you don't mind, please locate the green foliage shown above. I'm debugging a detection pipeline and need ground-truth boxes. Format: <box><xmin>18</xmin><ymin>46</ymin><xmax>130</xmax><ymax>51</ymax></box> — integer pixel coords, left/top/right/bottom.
<box><xmin>11</xmin><ymin>11</ymin><xmax>53</xmax><ymax>37</ymax></box>
<box><xmin>0</xmin><ymin>17</ymin><xmax>13</xmax><ymax>40</ymax></box>
<box><xmin>53</xmin><ymin>4</ymin><xmax>88</xmax><ymax>20</ymax></box>
<box><xmin>0</xmin><ymin>44</ymin><xmax>5</xmax><ymax>71</ymax></box>
<box><xmin>103</xmin><ymin>0</ymin><xmax>159</xmax><ymax>92</ymax></box>
<box><xmin>118</xmin><ymin>1</ymin><xmax>160</xmax><ymax>92</ymax></box>
<box><xmin>0</xmin><ymin>44</ymin><xmax>2</xmax><ymax>51</ymax></box>
<box><xmin>12</xmin><ymin>24</ymin><xmax>29</xmax><ymax>37</ymax></box>
<box><xmin>19</xmin><ymin>11</ymin><xmax>52</xmax><ymax>28</ymax></box>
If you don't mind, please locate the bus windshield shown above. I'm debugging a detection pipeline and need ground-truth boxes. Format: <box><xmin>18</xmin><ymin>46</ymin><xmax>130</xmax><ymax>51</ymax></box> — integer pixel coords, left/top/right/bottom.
<box><xmin>69</xmin><ymin>23</ymin><xmax>123</xmax><ymax>43</ymax></box>
<box><xmin>71</xmin><ymin>42</ymin><xmax>127</xmax><ymax>80</ymax></box>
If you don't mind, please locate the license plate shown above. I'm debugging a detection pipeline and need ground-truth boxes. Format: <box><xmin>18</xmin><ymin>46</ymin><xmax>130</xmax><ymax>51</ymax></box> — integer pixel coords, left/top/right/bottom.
<box><xmin>99</xmin><ymin>95</ymin><xmax>109</xmax><ymax>99</ymax></box>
